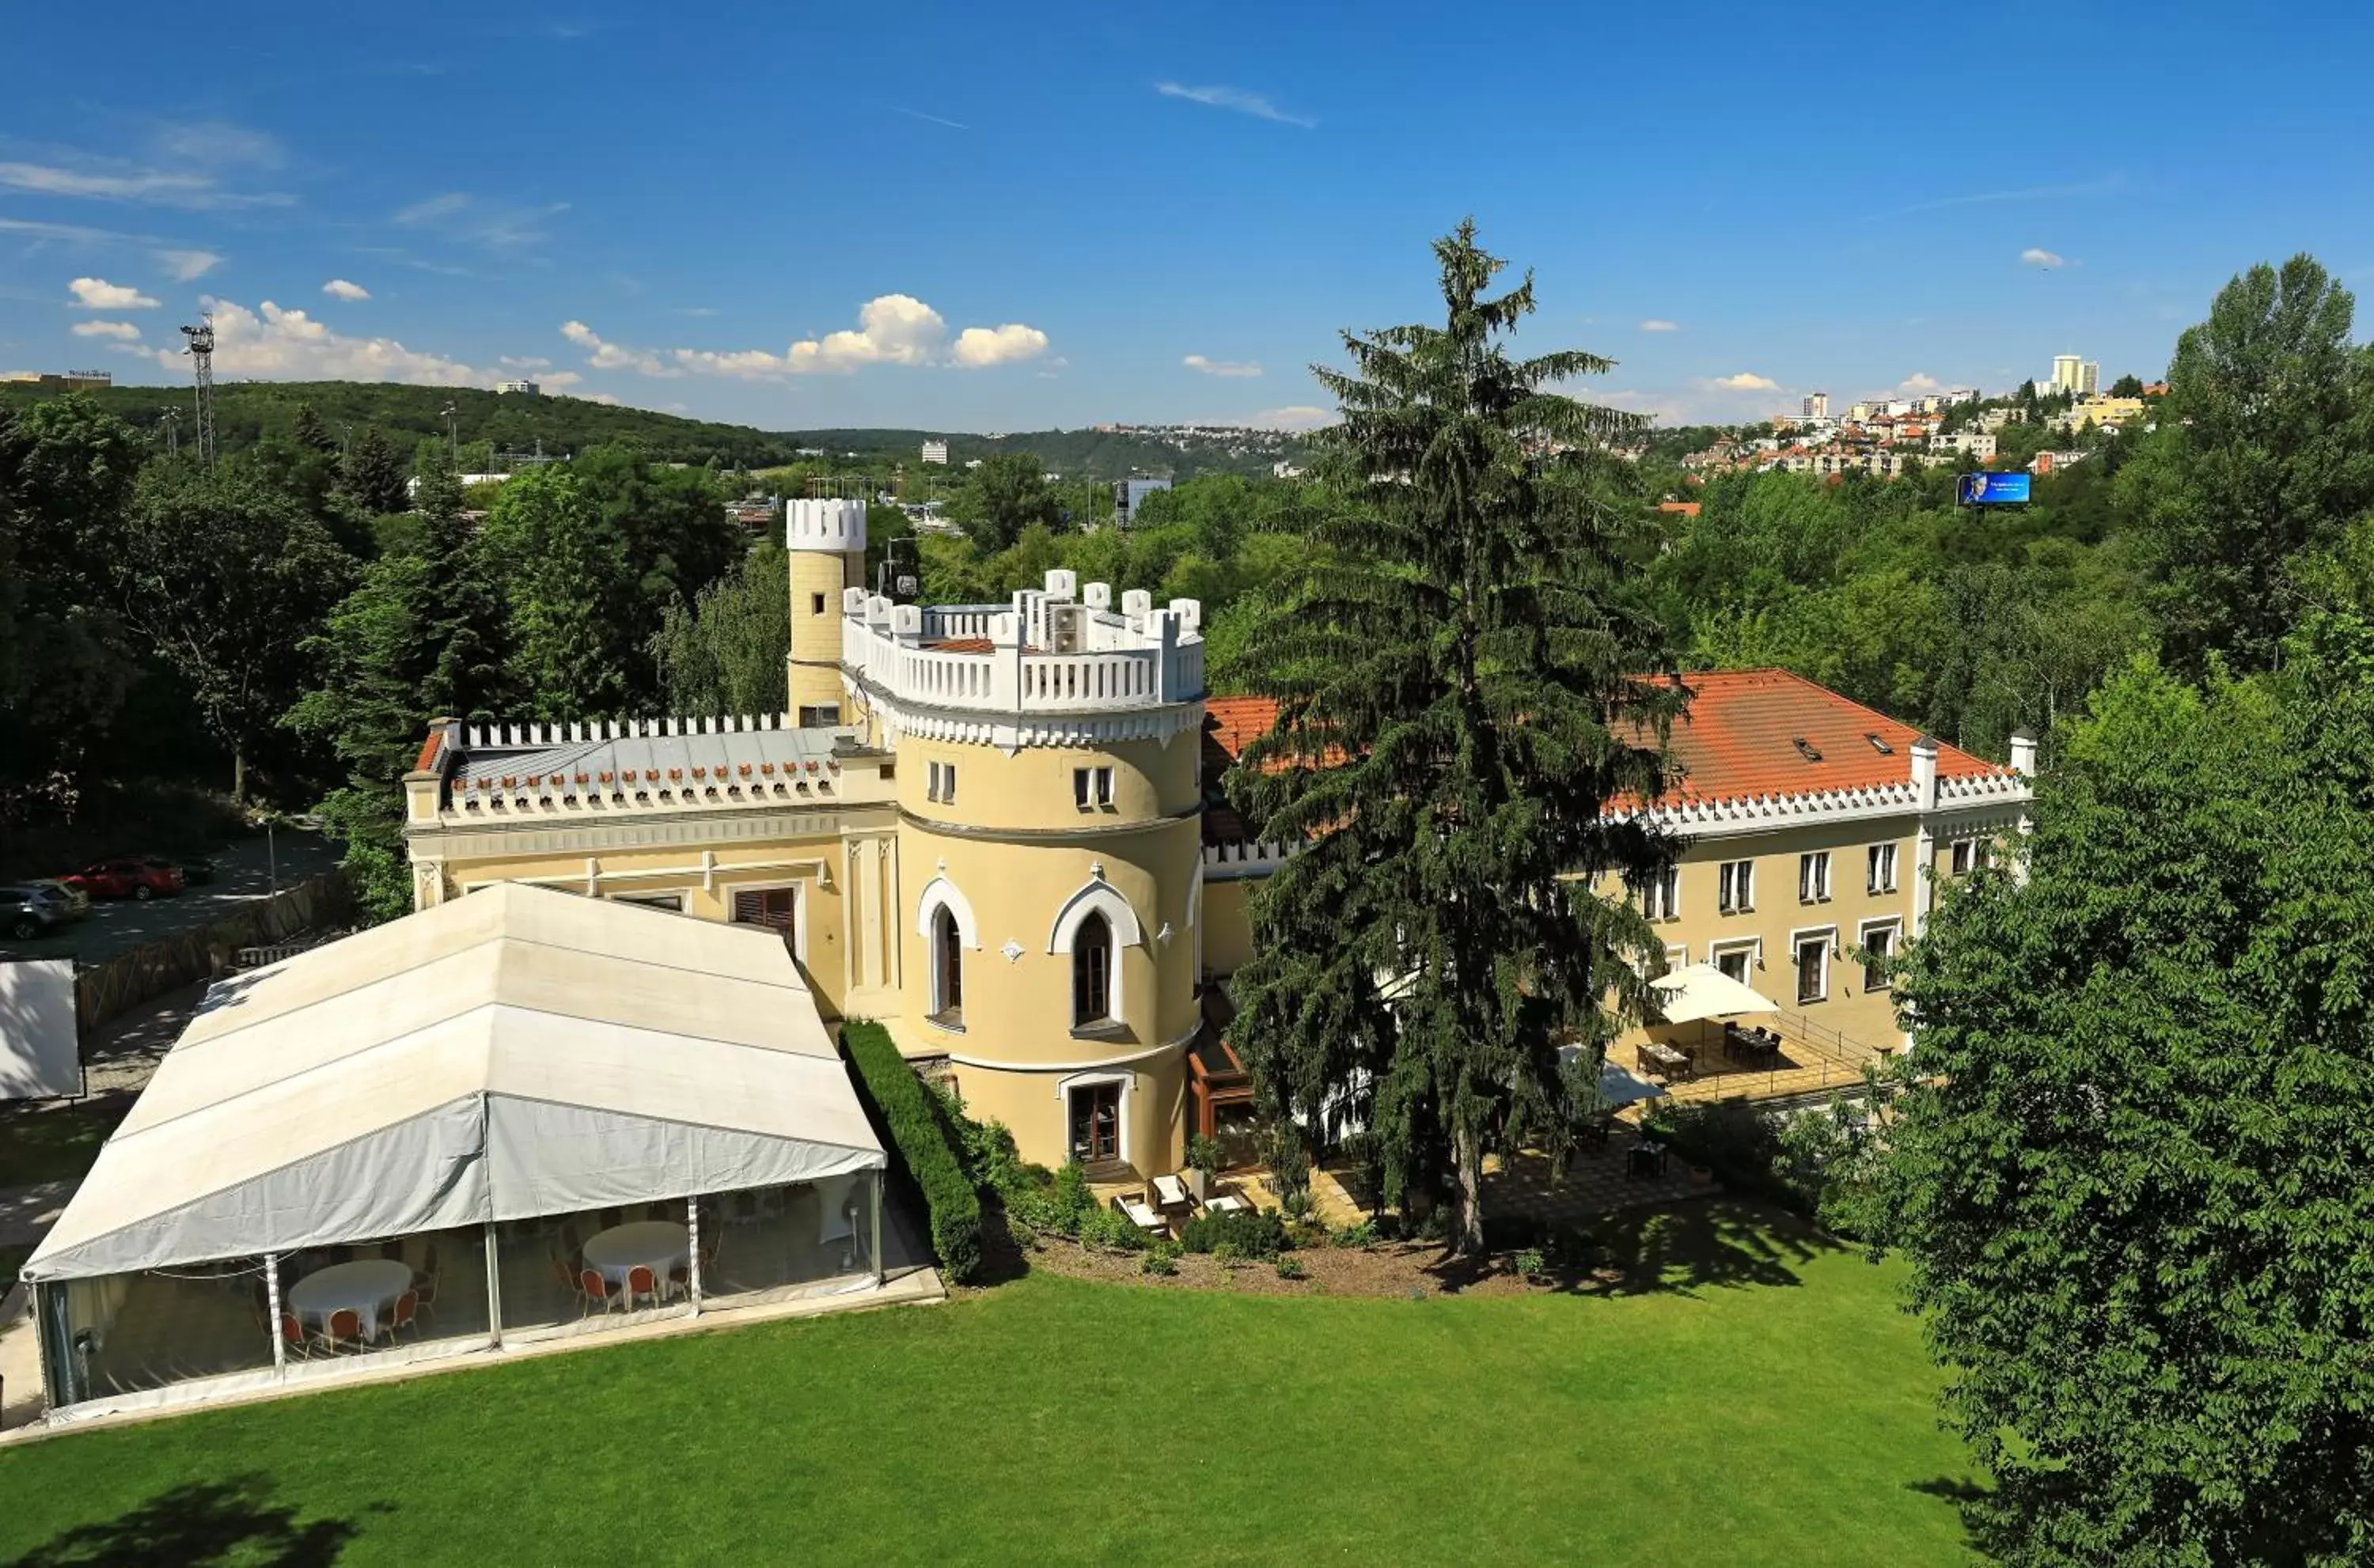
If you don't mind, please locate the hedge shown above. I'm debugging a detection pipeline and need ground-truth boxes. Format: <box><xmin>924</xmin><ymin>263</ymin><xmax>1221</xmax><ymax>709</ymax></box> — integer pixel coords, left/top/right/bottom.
<box><xmin>842</xmin><ymin>1021</ymin><xmax>982</xmax><ymax>1282</ymax></box>
<box><xmin>1178</xmin><ymin>1208</ymin><xmax>1291</xmax><ymax>1258</ymax></box>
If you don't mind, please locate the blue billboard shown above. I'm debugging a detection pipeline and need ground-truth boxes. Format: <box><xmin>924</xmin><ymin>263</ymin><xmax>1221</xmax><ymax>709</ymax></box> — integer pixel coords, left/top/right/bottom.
<box><xmin>1959</xmin><ymin>472</ymin><xmax>2032</xmax><ymax>506</ymax></box>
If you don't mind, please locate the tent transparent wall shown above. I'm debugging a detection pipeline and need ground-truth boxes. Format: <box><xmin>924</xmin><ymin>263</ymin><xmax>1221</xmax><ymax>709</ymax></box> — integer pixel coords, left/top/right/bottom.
<box><xmin>498</xmin><ymin>1202</ymin><xmax>698</xmax><ymax>1344</ymax></box>
<box><xmin>37</xmin><ymin>1255</ymin><xmax>278</xmax><ymax>1407</ymax></box>
<box><xmin>697</xmin><ymin>1176</ymin><xmax>878</xmax><ymax>1309</ymax></box>
<box><xmin>35</xmin><ymin>1225</ymin><xmax>491</xmax><ymax>1411</ymax></box>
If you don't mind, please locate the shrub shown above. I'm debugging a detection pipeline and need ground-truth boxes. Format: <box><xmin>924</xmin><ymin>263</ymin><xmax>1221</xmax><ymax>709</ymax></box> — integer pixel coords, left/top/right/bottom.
<box><xmin>1330</xmin><ymin>1220</ymin><xmax>1379</xmax><ymax>1249</ymax></box>
<box><xmin>1280</xmin><ymin>1187</ymin><xmax>1315</xmax><ymax>1222</ymax></box>
<box><xmin>1179</xmin><ymin>1207</ymin><xmax>1291</xmax><ymax>1258</ymax></box>
<box><xmin>1512</xmin><ymin>1248</ymin><xmax>1547</xmax><ymax>1282</ymax></box>
<box><xmin>1646</xmin><ymin>1086</ymin><xmax>1893</xmax><ymax>1237</ymax></box>
<box><xmin>843</xmin><ymin>1021</ymin><xmax>981</xmax><ymax>1282</ymax></box>
<box><xmin>1003</xmin><ymin>1161</ymin><xmax>1098</xmax><ymax>1241</ymax></box>
<box><xmin>1212</xmin><ymin>1240</ymin><xmax>1246</xmax><ymax>1268</ymax></box>
<box><xmin>1273</xmin><ymin>1255</ymin><xmax>1307</xmax><ymax>1281</ymax></box>
<box><xmin>1077</xmin><ymin>1203</ymin><xmax>1149</xmax><ymax>1253</ymax></box>
<box><xmin>1142</xmin><ymin>1247</ymin><xmax>1178</xmax><ymax>1276</ymax></box>
<box><xmin>1185</xmin><ymin>1133</ymin><xmax>1223</xmax><ymax>1178</ymax></box>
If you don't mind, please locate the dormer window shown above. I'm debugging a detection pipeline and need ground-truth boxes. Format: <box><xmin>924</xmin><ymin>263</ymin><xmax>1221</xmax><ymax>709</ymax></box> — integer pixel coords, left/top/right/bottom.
<box><xmin>1792</xmin><ymin>737</ymin><xmax>1823</xmax><ymax>763</ymax></box>
<box><xmin>1864</xmin><ymin>733</ymin><xmax>1894</xmax><ymax>756</ymax></box>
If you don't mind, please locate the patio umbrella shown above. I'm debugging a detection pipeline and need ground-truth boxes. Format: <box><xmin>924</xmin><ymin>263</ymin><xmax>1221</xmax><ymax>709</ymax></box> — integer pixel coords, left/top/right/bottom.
<box><xmin>1648</xmin><ymin>962</ymin><xmax>1780</xmax><ymax>1025</ymax></box>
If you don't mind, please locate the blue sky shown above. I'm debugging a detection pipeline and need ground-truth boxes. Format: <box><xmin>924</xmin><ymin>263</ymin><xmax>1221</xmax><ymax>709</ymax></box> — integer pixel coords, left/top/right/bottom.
<box><xmin>5</xmin><ymin>1</ymin><xmax>2372</xmax><ymax>432</ymax></box>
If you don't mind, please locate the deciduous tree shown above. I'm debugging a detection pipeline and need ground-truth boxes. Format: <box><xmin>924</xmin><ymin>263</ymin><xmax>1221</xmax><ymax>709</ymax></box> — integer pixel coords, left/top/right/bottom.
<box><xmin>1879</xmin><ymin>641</ymin><xmax>2374</xmax><ymax>1565</ymax></box>
<box><xmin>2121</xmin><ymin>254</ymin><xmax>2374</xmax><ymax>673</ymax></box>
<box><xmin>1224</xmin><ymin>222</ymin><xmax>1682</xmax><ymax>1253</ymax></box>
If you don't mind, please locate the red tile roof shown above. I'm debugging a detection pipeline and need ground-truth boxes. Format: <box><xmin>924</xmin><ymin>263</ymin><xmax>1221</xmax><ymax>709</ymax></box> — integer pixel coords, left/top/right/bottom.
<box><xmin>414</xmin><ymin>729</ymin><xmax>444</xmax><ymax>773</ymax></box>
<box><xmin>1642</xmin><ymin>668</ymin><xmax>2004</xmax><ymax>804</ymax></box>
<box><xmin>1197</xmin><ymin>668</ymin><xmax>2008</xmax><ymax>827</ymax></box>
<box><xmin>926</xmin><ymin>637</ymin><xmax>995</xmax><ymax>653</ymax></box>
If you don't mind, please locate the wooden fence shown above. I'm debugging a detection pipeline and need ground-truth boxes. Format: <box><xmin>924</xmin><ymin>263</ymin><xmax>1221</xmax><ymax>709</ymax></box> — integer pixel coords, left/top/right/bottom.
<box><xmin>75</xmin><ymin>870</ymin><xmax>354</xmax><ymax>1033</ymax></box>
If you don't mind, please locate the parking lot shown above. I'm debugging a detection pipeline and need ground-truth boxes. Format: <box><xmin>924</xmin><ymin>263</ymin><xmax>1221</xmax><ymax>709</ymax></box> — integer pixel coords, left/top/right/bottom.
<box><xmin>1</xmin><ymin>830</ymin><xmax>341</xmax><ymax>965</ymax></box>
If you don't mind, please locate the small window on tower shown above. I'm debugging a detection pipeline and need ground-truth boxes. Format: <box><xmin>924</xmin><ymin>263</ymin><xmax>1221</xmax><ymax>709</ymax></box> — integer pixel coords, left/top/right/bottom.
<box><xmin>810</xmin><ymin>593</ymin><xmax>826</xmax><ymax>615</ymax></box>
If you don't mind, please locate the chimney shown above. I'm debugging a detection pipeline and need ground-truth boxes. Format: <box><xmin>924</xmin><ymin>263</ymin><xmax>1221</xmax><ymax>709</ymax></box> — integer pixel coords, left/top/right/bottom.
<box><xmin>2008</xmin><ymin>727</ymin><xmax>2038</xmax><ymax>778</ymax></box>
<box><xmin>1909</xmin><ymin>734</ymin><xmax>1939</xmax><ymax>812</ymax></box>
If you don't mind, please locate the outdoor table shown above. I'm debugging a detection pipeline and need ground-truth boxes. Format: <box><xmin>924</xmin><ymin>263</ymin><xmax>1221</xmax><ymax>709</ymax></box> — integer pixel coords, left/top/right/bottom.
<box><xmin>286</xmin><ymin>1259</ymin><xmax>413</xmax><ymax>1341</ymax></box>
<box><xmin>581</xmin><ymin>1221</ymin><xmax>690</xmax><ymax>1290</ymax></box>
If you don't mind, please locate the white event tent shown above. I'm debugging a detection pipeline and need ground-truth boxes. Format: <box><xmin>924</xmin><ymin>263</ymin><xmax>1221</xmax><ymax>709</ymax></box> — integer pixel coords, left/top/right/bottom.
<box><xmin>21</xmin><ymin>883</ymin><xmax>888</xmax><ymax>1422</ymax></box>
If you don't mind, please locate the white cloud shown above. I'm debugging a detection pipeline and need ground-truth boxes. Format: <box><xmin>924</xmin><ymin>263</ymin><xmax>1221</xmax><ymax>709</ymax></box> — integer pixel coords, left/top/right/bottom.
<box><xmin>560</xmin><ymin>294</ymin><xmax>1050</xmax><ymax>381</ymax></box>
<box><xmin>69</xmin><ymin>276</ymin><xmax>159</xmax><ymax>309</ymax></box>
<box><xmin>786</xmin><ymin>294</ymin><xmax>948</xmax><ymax>371</ymax></box>
<box><xmin>155</xmin><ymin>120</ymin><xmax>283</xmax><ymax>169</ymax></box>
<box><xmin>560</xmin><ymin>320</ymin><xmax>677</xmax><ymax>377</ymax></box>
<box><xmin>1155</xmin><ymin>81</ymin><xmax>1315</xmax><ymax>128</ymax></box>
<box><xmin>138</xmin><ymin>297</ymin><xmax>481</xmax><ymax>385</ymax></box>
<box><xmin>394</xmin><ymin>191</ymin><xmax>567</xmax><ymax>251</ymax></box>
<box><xmin>951</xmin><ymin>322</ymin><xmax>1050</xmax><ymax>368</ymax></box>
<box><xmin>155</xmin><ymin>248</ymin><xmax>221</xmax><ymax>281</ymax></box>
<box><xmin>0</xmin><ymin>159</ymin><xmax>289</xmax><ymax>210</ymax></box>
<box><xmin>2020</xmin><ymin>247</ymin><xmax>2065</xmax><ymax>270</ymax></box>
<box><xmin>1712</xmin><ymin>372</ymin><xmax>1778</xmax><ymax>391</ymax></box>
<box><xmin>1183</xmin><ymin>353</ymin><xmax>1262</xmax><ymax>377</ymax></box>
<box><xmin>1638</xmin><ymin>319</ymin><xmax>1679</xmax><ymax>332</ymax></box>
<box><xmin>1900</xmin><ymin>373</ymin><xmax>1941</xmax><ymax>392</ymax></box>
<box><xmin>320</xmin><ymin>278</ymin><xmax>370</xmax><ymax>301</ymax></box>
<box><xmin>70</xmin><ymin>320</ymin><xmax>140</xmax><ymax>340</ymax></box>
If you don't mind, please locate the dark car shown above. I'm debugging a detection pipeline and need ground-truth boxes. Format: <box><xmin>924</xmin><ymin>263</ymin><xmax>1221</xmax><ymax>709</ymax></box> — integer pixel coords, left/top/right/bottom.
<box><xmin>1</xmin><ymin>883</ymin><xmax>74</xmax><ymax>940</ymax></box>
<box><xmin>62</xmin><ymin>855</ymin><xmax>187</xmax><ymax>901</ymax></box>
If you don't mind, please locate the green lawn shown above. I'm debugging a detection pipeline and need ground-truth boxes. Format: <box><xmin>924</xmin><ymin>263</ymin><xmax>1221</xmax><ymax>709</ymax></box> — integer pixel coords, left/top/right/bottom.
<box><xmin>0</xmin><ymin>1199</ymin><xmax>1981</xmax><ymax>1566</ymax></box>
<box><xmin>0</xmin><ymin>1100</ymin><xmax>127</xmax><ymax>1190</ymax></box>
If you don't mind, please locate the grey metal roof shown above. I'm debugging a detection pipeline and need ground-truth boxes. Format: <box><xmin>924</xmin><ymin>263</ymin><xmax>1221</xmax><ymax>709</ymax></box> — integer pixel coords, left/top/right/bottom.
<box><xmin>454</xmin><ymin>725</ymin><xmax>851</xmax><ymax>790</ymax></box>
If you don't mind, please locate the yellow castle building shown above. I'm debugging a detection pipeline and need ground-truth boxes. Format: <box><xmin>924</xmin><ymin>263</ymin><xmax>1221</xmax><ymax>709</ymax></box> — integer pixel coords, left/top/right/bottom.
<box><xmin>403</xmin><ymin>501</ymin><xmax>2035</xmax><ymax>1180</ymax></box>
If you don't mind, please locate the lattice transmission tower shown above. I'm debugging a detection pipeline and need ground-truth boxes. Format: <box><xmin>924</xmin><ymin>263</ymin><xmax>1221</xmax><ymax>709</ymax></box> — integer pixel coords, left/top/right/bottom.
<box><xmin>179</xmin><ymin>315</ymin><xmax>216</xmax><ymax>468</ymax></box>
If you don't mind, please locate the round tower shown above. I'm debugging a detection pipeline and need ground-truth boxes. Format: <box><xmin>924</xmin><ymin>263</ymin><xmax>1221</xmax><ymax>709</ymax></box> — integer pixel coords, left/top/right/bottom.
<box><xmin>786</xmin><ymin>498</ymin><xmax>867</xmax><ymax>726</ymax></box>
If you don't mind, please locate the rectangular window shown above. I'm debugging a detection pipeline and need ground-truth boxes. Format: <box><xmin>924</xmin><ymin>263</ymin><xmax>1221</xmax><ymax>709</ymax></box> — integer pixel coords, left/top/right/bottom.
<box><xmin>1636</xmin><ymin>865</ymin><xmax>1680</xmax><ymax>922</ymax></box>
<box><xmin>1867</xmin><ymin>843</ymin><xmax>1898</xmax><ymax>894</ymax></box>
<box><xmin>1074</xmin><ymin>766</ymin><xmax>1113</xmax><ymax>809</ymax></box>
<box><xmin>810</xmin><ymin>592</ymin><xmax>826</xmax><ymax>615</ymax></box>
<box><xmin>1795</xmin><ymin>935</ymin><xmax>1829</xmax><ymax>1005</ymax></box>
<box><xmin>1950</xmin><ymin>839</ymin><xmax>1975</xmax><ymax>877</ymax></box>
<box><xmin>797</xmin><ymin>704</ymin><xmax>839</xmax><ymax>729</ymax></box>
<box><xmin>731</xmin><ymin>887</ymin><xmax>795</xmax><ymax>932</ymax></box>
<box><xmin>1861</xmin><ymin>923</ymin><xmax>1897</xmax><ymax>991</ymax></box>
<box><xmin>1799</xmin><ymin>850</ymin><xmax>1831</xmax><ymax>903</ymax></box>
<box><xmin>1718</xmin><ymin>859</ymin><xmax>1754</xmax><ymax>913</ymax></box>
<box><xmin>1714</xmin><ymin>945</ymin><xmax>1753</xmax><ymax>984</ymax></box>
<box><xmin>927</xmin><ymin>761</ymin><xmax>958</xmax><ymax>804</ymax></box>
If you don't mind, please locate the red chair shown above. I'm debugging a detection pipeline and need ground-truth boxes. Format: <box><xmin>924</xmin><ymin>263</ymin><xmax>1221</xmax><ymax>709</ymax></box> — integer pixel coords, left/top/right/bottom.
<box><xmin>388</xmin><ymin>1290</ymin><xmax>419</xmax><ymax>1340</ymax></box>
<box><xmin>625</xmin><ymin>1264</ymin><xmax>659</xmax><ymax>1310</ymax></box>
<box><xmin>279</xmin><ymin>1312</ymin><xmax>311</xmax><ymax>1362</ymax></box>
<box><xmin>579</xmin><ymin>1267</ymin><xmax>620</xmax><ymax>1317</ymax></box>
<box><xmin>411</xmin><ymin>1241</ymin><xmax>442</xmax><ymax>1318</ymax></box>
<box><xmin>317</xmin><ymin>1308</ymin><xmax>363</xmax><ymax>1354</ymax></box>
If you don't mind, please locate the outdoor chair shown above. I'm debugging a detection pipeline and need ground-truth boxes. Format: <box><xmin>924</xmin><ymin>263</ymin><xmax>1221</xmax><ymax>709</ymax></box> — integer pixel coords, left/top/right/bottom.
<box><xmin>389</xmin><ymin>1290</ymin><xmax>419</xmax><ymax>1340</ymax></box>
<box><xmin>550</xmin><ymin>1252</ymin><xmax>575</xmax><ymax>1291</ymax></box>
<box><xmin>626</xmin><ymin>1265</ymin><xmax>661</xmax><ymax>1310</ymax></box>
<box><xmin>317</xmin><ymin>1308</ymin><xmax>364</xmax><ymax>1355</ymax></box>
<box><xmin>411</xmin><ymin>1242</ymin><xmax>441</xmax><ymax>1317</ymax></box>
<box><xmin>667</xmin><ymin>1259</ymin><xmax>691</xmax><ymax>1301</ymax></box>
<box><xmin>579</xmin><ymin>1267</ymin><xmax>621</xmax><ymax>1317</ymax></box>
<box><xmin>279</xmin><ymin>1313</ymin><xmax>311</xmax><ymax>1362</ymax></box>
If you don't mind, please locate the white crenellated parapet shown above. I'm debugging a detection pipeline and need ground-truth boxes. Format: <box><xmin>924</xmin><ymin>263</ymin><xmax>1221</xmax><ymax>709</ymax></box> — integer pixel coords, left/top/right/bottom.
<box><xmin>787</xmin><ymin>497</ymin><xmax>867</xmax><ymax>554</ymax></box>
<box><xmin>840</xmin><ymin>572</ymin><xmax>1204</xmax><ymax>730</ymax></box>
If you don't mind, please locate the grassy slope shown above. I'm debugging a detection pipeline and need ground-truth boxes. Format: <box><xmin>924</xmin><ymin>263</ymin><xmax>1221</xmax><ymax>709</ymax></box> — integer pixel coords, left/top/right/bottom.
<box><xmin>0</xmin><ymin>1201</ymin><xmax>1978</xmax><ymax>1566</ymax></box>
<box><xmin>0</xmin><ymin>1102</ymin><xmax>127</xmax><ymax>1190</ymax></box>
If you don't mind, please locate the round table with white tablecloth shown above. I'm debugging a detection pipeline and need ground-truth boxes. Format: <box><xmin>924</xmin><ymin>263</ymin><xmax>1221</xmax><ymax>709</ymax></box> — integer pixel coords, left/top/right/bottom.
<box><xmin>580</xmin><ymin>1221</ymin><xmax>688</xmax><ymax>1296</ymax></box>
<box><xmin>286</xmin><ymin>1259</ymin><xmax>413</xmax><ymax>1342</ymax></box>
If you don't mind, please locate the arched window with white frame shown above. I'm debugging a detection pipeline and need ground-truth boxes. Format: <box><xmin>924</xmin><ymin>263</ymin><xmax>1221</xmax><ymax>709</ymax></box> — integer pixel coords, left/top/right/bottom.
<box><xmin>1072</xmin><ymin>911</ymin><xmax>1113</xmax><ymax>1028</ymax></box>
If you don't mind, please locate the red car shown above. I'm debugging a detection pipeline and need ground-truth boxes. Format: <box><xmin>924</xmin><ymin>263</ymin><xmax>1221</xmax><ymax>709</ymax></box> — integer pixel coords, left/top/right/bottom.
<box><xmin>62</xmin><ymin>855</ymin><xmax>187</xmax><ymax>901</ymax></box>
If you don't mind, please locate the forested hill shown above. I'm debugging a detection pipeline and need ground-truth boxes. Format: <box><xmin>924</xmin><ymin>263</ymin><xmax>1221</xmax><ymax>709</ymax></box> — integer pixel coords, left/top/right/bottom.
<box><xmin>782</xmin><ymin>426</ymin><xmax>1311</xmax><ymax>479</ymax></box>
<box><xmin>0</xmin><ymin>381</ymin><xmax>1315</xmax><ymax>477</ymax></box>
<box><xmin>0</xmin><ymin>381</ymin><xmax>803</xmax><ymax>468</ymax></box>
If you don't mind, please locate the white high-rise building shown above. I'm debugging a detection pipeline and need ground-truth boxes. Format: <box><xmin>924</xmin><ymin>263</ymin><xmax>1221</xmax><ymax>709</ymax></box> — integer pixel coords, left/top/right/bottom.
<box><xmin>2050</xmin><ymin>356</ymin><xmax>2099</xmax><ymax>396</ymax></box>
<box><xmin>1801</xmin><ymin>391</ymin><xmax>1830</xmax><ymax>419</ymax></box>
<box><xmin>920</xmin><ymin>439</ymin><xmax>949</xmax><ymax>466</ymax></box>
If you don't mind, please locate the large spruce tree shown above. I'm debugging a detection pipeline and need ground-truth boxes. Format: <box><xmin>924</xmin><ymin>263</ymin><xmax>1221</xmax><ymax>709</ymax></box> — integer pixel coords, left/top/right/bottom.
<box><xmin>1225</xmin><ymin>222</ymin><xmax>1683</xmax><ymax>1252</ymax></box>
